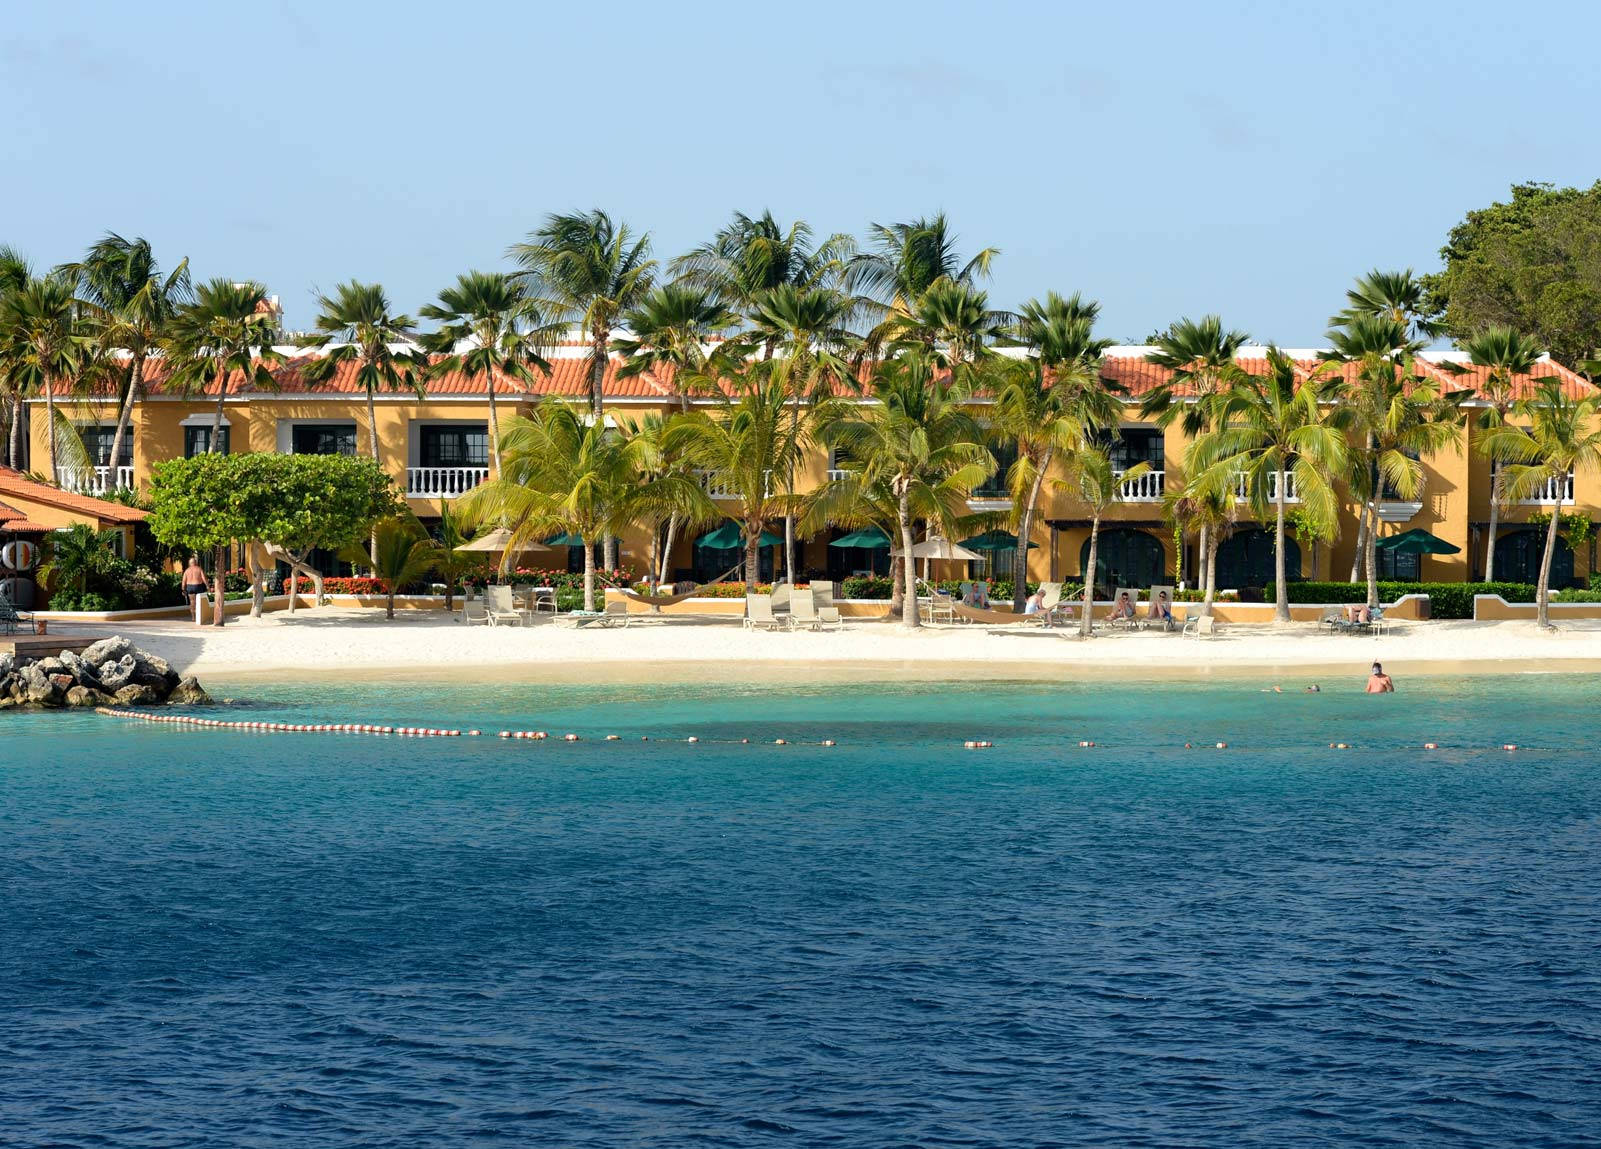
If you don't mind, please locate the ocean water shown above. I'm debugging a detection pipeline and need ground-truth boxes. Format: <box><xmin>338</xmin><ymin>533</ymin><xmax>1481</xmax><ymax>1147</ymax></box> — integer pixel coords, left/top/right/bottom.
<box><xmin>4</xmin><ymin>673</ymin><xmax>1600</xmax><ymax>1148</ymax></box>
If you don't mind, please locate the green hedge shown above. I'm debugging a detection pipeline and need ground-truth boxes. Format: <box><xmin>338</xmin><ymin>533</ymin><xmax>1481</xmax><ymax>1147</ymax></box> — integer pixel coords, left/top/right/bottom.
<box><xmin>1553</xmin><ymin>588</ymin><xmax>1601</xmax><ymax>602</ymax></box>
<box><xmin>1264</xmin><ymin>581</ymin><xmax>1537</xmax><ymax>619</ymax></box>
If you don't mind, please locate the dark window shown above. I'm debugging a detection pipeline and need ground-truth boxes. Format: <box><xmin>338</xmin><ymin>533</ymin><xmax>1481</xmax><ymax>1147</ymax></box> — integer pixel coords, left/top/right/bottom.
<box><xmin>1493</xmin><ymin>528</ymin><xmax>1575</xmax><ymax>586</ymax></box>
<box><xmin>1080</xmin><ymin>529</ymin><xmax>1167</xmax><ymax>593</ymax></box>
<box><xmin>1106</xmin><ymin>428</ymin><xmax>1165</xmax><ymax>472</ymax></box>
<box><xmin>184</xmin><ymin>426</ymin><xmax>230</xmax><ymax>457</ymax></box>
<box><xmin>78</xmin><ymin>426</ymin><xmax>131</xmax><ymax>467</ymax></box>
<box><xmin>1374</xmin><ymin>548</ymin><xmax>1420</xmax><ymax>581</ymax></box>
<box><xmin>973</xmin><ymin>442</ymin><xmax>1017</xmax><ymax>498</ymax></box>
<box><xmin>1215</xmin><ymin>528</ymin><xmax>1300</xmax><ymax>590</ymax></box>
<box><xmin>826</xmin><ymin>529</ymin><xmax>890</xmax><ymax>582</ymax></box>
<box><xmin>291</xmin><ymin>424</ymin><xmax>357</xmax><ymax>456</ymax></box>
<box><xmin>420</xmin><ymin>426</ymin><xmax>489</xmax><ymax>468</ymax></box>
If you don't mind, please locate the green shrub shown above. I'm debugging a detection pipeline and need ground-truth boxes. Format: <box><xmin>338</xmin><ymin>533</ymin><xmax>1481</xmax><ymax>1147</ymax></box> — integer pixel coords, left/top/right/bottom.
<box><xmin>1263</xmin><ymin>581</ymin><xmax>1537</xmax><ymax>619</ymax></box>
<box><xmin>1553</xmin><ymin>588</ymin><xmax>1601</xmax><ymax>602</ymax></box>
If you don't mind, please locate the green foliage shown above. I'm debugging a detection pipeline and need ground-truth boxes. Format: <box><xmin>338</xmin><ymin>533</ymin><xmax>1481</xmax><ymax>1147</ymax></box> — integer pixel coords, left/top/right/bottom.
<box><xmin>1424</xmin><ymin>182</ymin><xmax>1601</xmax><ymax>365</ymax></box>
<box><xmin>1552</xmin><ymin>587</ymin><xmax>1601</xmax><ymax>602</ymax></box>
<box><xmin>148</xmin><ymin>453</ymin><xmax>400</xmax><ymax>555</ymax></box>
<box><xmin>1264</xmin><ymin>581</ymin><xmax>1537</xmax><ymax>618</ymax></box>
<box><xmin>38</xmin><ymin>523</ymin><xmax>122</xmax><ymax>597</ymax></box>
<box><xmin>1525</xmin><ymin>510</ymin><xmax>1594</xmax><ymax>550</ymax></box>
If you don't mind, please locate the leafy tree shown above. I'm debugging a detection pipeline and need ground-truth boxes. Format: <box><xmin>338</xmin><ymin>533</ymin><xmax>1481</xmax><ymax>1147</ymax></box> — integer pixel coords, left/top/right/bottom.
<box><xmin>303</xmin><ymin>280</ymin><xmax>426</xmax><ymax>465</ymax></box>
<box><xmin>811</xmin><ymin>350</ymin><xmax>991</xmax><ymax>629</ymax></box>
<box><xmin>0</xmin><ymin>244</ymin><xmax>29</xmax><ymax>467</ymax></box>
<box><xmin>60</xmin><ymin>234</ymin><xmax>191</xmax><ymax>483</ymax></box>
<box><xmin>672</xmin><ymin>210</ymin><xmax>851</xmax><ymax>327</ymax></box>
<box><xmin>341</xmin><ymin>513</ymin><xmax>441</xmax><ymax>619</ymax></box>
<box><xmin>1423</xmin><ymin>182</ymin><xmax>1601</xmax><ymax>365</ymax></box>
<box><xmin>0</xmin><ymin>274</ymin><xmax>89</xmax><ymax>483</ymax></box>
<box><xmin>511</xmin><ymin>209</ymin><xmax>655</xmax><ymax>418</ymax></box>
<box><xmin>992</xmin><ymin>292</ymin><xmax>1119</xmax><ymax>610</ymax></box>
<box><xmin>1330</xmin><ymin>269</ymin><xmax>1442</xmax><ymax>341</ymax></box>
<box><xmin>614</xmin><ymin>411</ymin><xmax>719</xmax><ymax>584</ymax></box>
<box><xmin>1442</xmin><ymin>326</ymin><xmax>1553</xmax><ymax>579</ymax></box>
<box><xmin>430</xmin><ymin>497</ymin><xmax>488</xmax><ymax>611</ymax></box>
<box><xmin>145</xmin><ymin>452</ymin><xmax>255</xmax><ymax>625</ymax></box>
<box><xmin>1066</xmin><ymin>446</ymin><xmax>1151</xmax><ymax>637</ymax></box>
<box><xmin>612</xmin><ymin>283</ymin><xmax>737</xmax><ymax>411</ymax></box>
<box><xmin>164</xmin><ymin>279</ymin><xmax>283</xmax><ymax>460</ymax></box>
<box><xmin>848</xmin><ymin>212</ymin><xmax>998</xmax><ymax>309</ymax></box>
<box><xmin>418</xmin><ymin>271</ymin><xmax>565</xmax><ymax>474</ymax></box>
<box><xmin>1481</xmin><ymin>379</ymin><xmax>1601</xmax><ymax>627</ymax></box>
<box><xmin>1191</xmin><ymin>347</ymin><xmax>1348</xmax><ymax>623</ymax></box>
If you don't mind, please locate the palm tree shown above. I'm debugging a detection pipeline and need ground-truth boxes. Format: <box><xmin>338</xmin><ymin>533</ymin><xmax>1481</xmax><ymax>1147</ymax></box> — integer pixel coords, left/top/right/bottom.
<box><xmin>303</xmin><ymin>281</ymin><xmax>427</xmax><ymax>464</ymax></box>
<box><xmin>812</xmin><ymin>350</ymin><xmax>992</xmax><ymax>629</ymax></box>
<box><xmin>0</xmin><ymin>245</ymin><xmax>30</xmax><ymax>467</ymax></box>
<box><xmin>991</xmin><ymin>293</ymin><xmax>1120</xmax><ymax>610</ymax></box>
<box><xmin>431</xmin><ymin>498</ymin><xmax>486</xmax><ymax>612</ymax></box>
<box><xmin>615</xmin><ymin>412</ymin><xmax>719</xmax><ymax>584</ymax></box>
<box><xmin>1330</xmin><ymin>268</ymin><xmax>1442</xmax><ymax>341</ymax></box>
<box><xmin>1446</xmin><ymin>326</ymin><xmax>1551</xmax><ymax>579</ymax></box>
<box><xmin>1481</xmin><ymin>379</ymin><xmax>1601</xmax><ymax>628</ymax></box>
<box><xmin>848</xmin><ymin>213</ymin><xmax>998</xmax><ymax>309</ymax></box>
<box><xmin>1323</xmin><ymin>314</ymin><xmax>1465</xmax><ymax>608</ymax></box>
<box><xmin>37</xmin><ymin>522</ymin><xmax>120</xmax><ymax>601</ymax></box>
<box><xmin>165</xmin><ymin>279</ymin><xmax>284</xmax><ymax>454</ymax></box>
<box><xmin>882</xmin><ymin>280</ymin><xmax>1008</xmax><ymax>371</ymax></box>
<box><xmin>1140</xmin><ymin>316</ymin><xmax>1250</xmax><ymax>611</ymax></box>
<box><xmin>1065</xmin><ymin>446</ymin><xmax>1151</xmax><ymax>638</ymax></box>
<box><xmin>0</xmin><ymin>275</ymin><xmax>90</xmax><ymax>484</ymax></box>
<box><xmin>746</xmin><ymin>283</ymin><xmax>861</xmax><ymax>580</ymax></box>
<box><xmin>612</xmin><ymin>283</ymin><xmax>738</xmax><ymax>411</ymax></box>
<box><xmin>458</xmin><ymin>398</ymin><xmax>639</xmax><ymax>612</ymax></box>
<box><xmin>671</xmin><ymin>370</ymin><xmax>812</xmax><ymax>589</ymax></box>
<box><xmin>342</xmin><ymin>514</ymin><xmax>442</xmax><ymax>619</ymax></box>
<box><xmin>511</xmin><ymin>210</ymin><xmax>656</xmax><ymax>418</ymax></box>
<box><xmin>418</xmin><ymin>271</ymin><xmax>566</xmax><ymax>475</ymax></box>
<box><xmin>60</xmin><ymin>234</ymin><xmax>191</xmax><ymax>486</ymax></box>
<box><xmin>672</xmin><ymin>210</ymin><xmax>852</xmax><ymax>332</ymax></box>
<box><xmin>1190</xmin><ymin>347</ymin><xmax>1347</xmax><ymax>622</ymax></box>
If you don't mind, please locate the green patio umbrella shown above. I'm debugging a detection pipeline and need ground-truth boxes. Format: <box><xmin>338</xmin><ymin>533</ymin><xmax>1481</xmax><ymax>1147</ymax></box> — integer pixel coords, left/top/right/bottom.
<box><xmin>829</xmin><ymin>527</ymin><xmax>891</xmax><ymax>549</ymax></box>
<box><xmin>544</xmin><ymin>532</ymin><xmax>587</xmax><ymax>547</ymax></box>
<box><xmin>696</xmin><ymin>522</ymin><xmax>783</xmax><ymax>549</ymax></box>
<box><xmin>1374</xmin><ymin>528</ymin><xmax>1461</xmax><ymax>555</ymax></box>
<box><xmin>958</xmin><ymin>529</ymin><xmax>1038</xmax><ymax>551</ymax></box>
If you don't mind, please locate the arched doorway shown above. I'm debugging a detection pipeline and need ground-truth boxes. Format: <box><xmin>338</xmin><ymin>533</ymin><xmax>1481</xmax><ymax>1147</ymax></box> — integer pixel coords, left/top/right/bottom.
<box><xmin>1216</xmin><ymin>529</ymin><xmax>1299</xmax><ymax>590</ymax></box>
<box><xmin>1492</xmin><ymin>528</ymin><xmax>1573</xmax><ymax>586</ymax></box>
<box><xmin>1080</xmin><ymin>529</ymin><xmax>1165</xmax><ymax>592</ymax></box>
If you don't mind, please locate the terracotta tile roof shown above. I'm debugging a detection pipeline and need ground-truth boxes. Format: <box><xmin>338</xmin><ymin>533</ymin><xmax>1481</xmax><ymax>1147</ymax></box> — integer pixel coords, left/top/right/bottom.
<box><xmin>0</xmin><ymin>499</ymin><xmax>49</xmax><ymax>532</ymax></box>
<box><xmin>0</xmin><ymin>468</ymin><xmax>148</xmax><ymax>524</ymax></box>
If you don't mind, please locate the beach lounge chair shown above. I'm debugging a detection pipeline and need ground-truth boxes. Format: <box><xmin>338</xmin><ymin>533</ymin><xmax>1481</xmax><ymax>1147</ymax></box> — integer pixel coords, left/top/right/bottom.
<box><xmin>1182</xmin><ymin>614</ymin><xmax>1219</xmax><ymax>639</ymax></box>
<box><xmin>484</xmin><ymin>585</ymin><xmax>524</xmax><ymax>627</ymax></box>
<box><xmin>769</xmin><ymin>582</ymin><xmax>791</xmax><ymax>616</ymax></box>
<box><xmin>461</xmin><ymin>589</ymin><xmax>490</xmax><ymax>625</ymax></box>
<box><xmin>789</xmin><ymin>592</ymin><xmax>820</xmax><ymax>631</ymax></box>
<box><xmin>811</xmin><ymin>581</ymin><xmax>844</xmax><ymax>629</ymax></box>
<box><xmin>1319</xmin><ymin>607</ymin><xmax>1348</xmax><ymax>633</ymax></box>
<box><xmin>743</xmin><ymin>594</ymin><xmax>783</xmax><ymax>631</ymax></box>
<box><xmin>0</xmin><ymin>588</ymin><xmax>36</xmax><ymax>634</ymax></box>
<box><xmin>597</xmin><ymin>599</ymin><xmax>632</xmax><ymax>628</ymax></box>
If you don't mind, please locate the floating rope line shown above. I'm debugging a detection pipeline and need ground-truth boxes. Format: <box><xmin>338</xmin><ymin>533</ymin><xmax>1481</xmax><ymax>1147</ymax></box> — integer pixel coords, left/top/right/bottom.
<box><xmin>94</xmin><ymin>708</ymin><xmax>467</xmax><ymax>737</ymax></box>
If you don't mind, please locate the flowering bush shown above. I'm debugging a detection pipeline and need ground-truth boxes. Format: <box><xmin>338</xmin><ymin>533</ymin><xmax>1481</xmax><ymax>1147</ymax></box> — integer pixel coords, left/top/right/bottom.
<box><xmin>461</xmin><ymin>567</ymin><xmax>635</xmax><ymax>591</ymax></box>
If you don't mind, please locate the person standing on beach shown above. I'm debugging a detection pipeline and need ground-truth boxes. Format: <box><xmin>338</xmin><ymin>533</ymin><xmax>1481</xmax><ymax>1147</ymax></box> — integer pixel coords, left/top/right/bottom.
<box><xmin>1366</xmin><ymin>663</ymin><xmax>1394</xmax><ymax>693</ymax></box>
<box><xmin>182</xmin><ymin>555</ymin><xmax>210</xmax><ymax>626</ymax></box>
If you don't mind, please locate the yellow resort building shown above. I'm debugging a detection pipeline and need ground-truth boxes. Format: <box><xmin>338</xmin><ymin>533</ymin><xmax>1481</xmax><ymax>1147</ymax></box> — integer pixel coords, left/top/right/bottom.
<box><xmin>26</xmin><ymin>344</ymin><xmax>1601</xmax><ymax>593</ymax></box>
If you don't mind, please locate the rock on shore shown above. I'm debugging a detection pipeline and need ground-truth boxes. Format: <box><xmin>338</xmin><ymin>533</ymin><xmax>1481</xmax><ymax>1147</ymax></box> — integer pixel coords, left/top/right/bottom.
<box><xmin>0</xmin><ymin>636</ymin><xmax>209</xmax><ymax>710</ymax></box>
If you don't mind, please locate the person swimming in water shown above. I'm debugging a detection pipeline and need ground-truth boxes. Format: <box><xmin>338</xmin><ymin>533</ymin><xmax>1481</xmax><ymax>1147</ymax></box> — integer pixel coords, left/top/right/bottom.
<box><xmin>1365</xmin><ymin>663</ymin><xmax>1394</xmax><ymax>693</ymax></box>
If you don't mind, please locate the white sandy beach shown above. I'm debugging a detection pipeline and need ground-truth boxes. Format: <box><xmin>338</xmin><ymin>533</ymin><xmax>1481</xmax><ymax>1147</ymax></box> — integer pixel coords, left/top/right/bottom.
<box><xmin>42</xmin><ymin>608</ymin><xmax>1601</xmax><ymax>684</ymax></box>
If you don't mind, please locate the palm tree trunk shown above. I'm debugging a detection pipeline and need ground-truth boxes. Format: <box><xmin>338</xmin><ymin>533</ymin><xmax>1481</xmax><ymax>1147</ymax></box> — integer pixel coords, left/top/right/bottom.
<box><xmin>1196</xmin><ymin>522</ymin><xmax>1208</xmax><ymax>594</ymax></box>
<box><xmin>1080</xmin><ymin>515</ymin><xmax>1100</xmax><ymax>638</ymax></box>
<box><xmin>7</xmin><ymin>396</ymin><xmax>21</xmax><ymax>469</ymax></box>
<box><xmin>1203</xmin><ymin>531</ymin><xmax>1219</xmax><ymax>617</ymax></box>
<box><xmin>590</xmin><ymin>332</ymin><xmax>607</xmax><ymax>419</ymax></box>
<box><xmin>603</xmin><ymin>534</ymin><xmax>617</xmax><ymax>573</ymax></box>
<box><xmin>486</xmin><ymin>384</ymin><xmax>501</xmax><ymax>475</ymax></box>
<box><xmin>107</xmin><ymin>355</ymin><xmax>142</xmax><ymax>489</ymax></box>
<box><xmin>1537</xmin><ymin>490</ymin><xmax>1563</xmax><ymax>629</ymax></box>
<box><xmin>1349</xmin><ymin>501</ymin><xmax>1368</xmax><ymax>582</ymax></box>
<box><xmin>582</xmin><ymin>533</ymin><xmax>596</xmax><ymax>612</ymax></box>
<box><xmin>367</xmin><ymin>388</ymin><xmax>381</xmax><ymax>568</ymax></box>
<box><xmin>1484</xmin><ymin>464</ymin><xmax>1501</xmax><ymax>581</ymax></box>
<box><xmin>1014</xmin><ymin>454</ymin><xmax>1049</xmax><ymax>611</ymax></box>
<box><xmin>899</xmin><ymin>489</ymin><xmax>919</xmax><ymax>630</ymax></box>
<box><xmin>745</xmin><ymin>523</ymin><xmax>760</xmax><ymax>591</ymax></box>
<box><xmin>387</xmin><ymin>588</ymin><xmax>396</xmax><ymax>620</ymax></box>
<box><xmin>1273</xmin><ymin>471</ymin><xmax>1289</xmax><ymax>623</ymax></box>
<box><xmin>1365</xmin><ymin>512</ymin><xmax>1381</xmax><ymax>610</ymax></box>
<box><xmin>890</xmin><ymin>555</ymin><xmax>906</xmax><ymax>620</ymax></box>
<box><xmin>210</xmin><ymin>362</ymin><xmax>228</xmax><ymax>454</ymax></box>
<box><xmin>659</xmin><ymin>515</ymin><xmax>679</xmax><ymax>584</ymax></box>
<box><xmin>212</xmin><ymin>543</ymin><xmax>227</xmax><ymax>627</ymax></box>
<box><xmin>43</xmin><ymin>373</ymin><xmax>58</xmax><ymax>484</ymax></box>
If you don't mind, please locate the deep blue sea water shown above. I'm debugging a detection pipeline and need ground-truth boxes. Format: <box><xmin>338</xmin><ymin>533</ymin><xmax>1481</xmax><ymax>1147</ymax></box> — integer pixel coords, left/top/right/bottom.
<box><xmin>4</xmin><ymin>673</ymin><xmax>1600</xmax><ymax>1147</ymax></box>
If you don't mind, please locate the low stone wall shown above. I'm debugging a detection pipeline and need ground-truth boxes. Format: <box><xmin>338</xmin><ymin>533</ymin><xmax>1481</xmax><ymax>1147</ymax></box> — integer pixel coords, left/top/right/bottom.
<box><xmin>1474</xmin><ymin>594</ymin><xmax>1601</xmax><ymax>621</ymax></box>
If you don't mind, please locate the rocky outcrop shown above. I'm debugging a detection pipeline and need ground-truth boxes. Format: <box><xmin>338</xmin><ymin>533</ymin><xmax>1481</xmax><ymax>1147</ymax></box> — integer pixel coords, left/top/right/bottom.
<box><xmin>0</xmin><ymin>637</ymin><xmax>207</xmax><ymax>710</ymax></box>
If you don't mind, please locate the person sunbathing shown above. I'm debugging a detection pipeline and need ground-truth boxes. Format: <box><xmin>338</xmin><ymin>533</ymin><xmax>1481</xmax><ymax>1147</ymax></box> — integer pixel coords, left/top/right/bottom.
<box><xmin>1150</xmin><ymin>591</ymin><xmax>1175</xmax><ymax>629</ymax></box>
<box><xmin>1110</xmin><ymin>592</ymin><xmax>1136</xmax><ymax>621</ymax></box>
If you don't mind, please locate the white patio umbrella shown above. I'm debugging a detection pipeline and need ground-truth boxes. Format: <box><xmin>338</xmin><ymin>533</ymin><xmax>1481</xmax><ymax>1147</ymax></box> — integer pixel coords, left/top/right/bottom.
<box><xmin>891</xmin><ymin>537</ymin><xmax>983</xmax><ymax>561</ymax></box>
<box><xmin>454</xmin><ymin>527</ymin><xmax>551</xmax><ymax>569</ymax></box>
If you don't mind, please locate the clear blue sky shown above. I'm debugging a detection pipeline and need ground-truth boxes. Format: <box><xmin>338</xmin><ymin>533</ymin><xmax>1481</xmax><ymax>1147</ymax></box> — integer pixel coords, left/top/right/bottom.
<box><xmin>5</xmin><ymin>1</ymin><xmax>1596</xmax><ymax>344</ymax></box>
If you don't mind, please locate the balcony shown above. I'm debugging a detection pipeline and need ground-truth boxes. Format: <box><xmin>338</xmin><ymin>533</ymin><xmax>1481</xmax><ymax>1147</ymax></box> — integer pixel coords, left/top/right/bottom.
<box><xmin>407</xmin><ymin>466</ymin><xmax>489</xmax><ymax>499</ymax></box>
<box><xmin>700</xmin><ymin>470</ymin><xmax>770</xmax><ymax>500</ymax></box>
<box><xmin>1517</xmin><ymin>472</ymin><xmax>1574</xmax><ymax>505</ymax></box>
<box><xmin>60</xmin><ymin>465</ymin><xmax>134</xmax><ymax>496</ymax></box>
<box><xmin>1115</xmin><ymin>469</ymin><xmax>1164</xmax><ymax>501</ymax></box>
<box><xmin>825</xmin><ymin>468</ymin><xmax>853</xmax><ymax>482</ymax></box>
<box><xmin>1234</xmin><ymin>470</ymin><xmax>1299</xmax><ymax>504</ymax></box>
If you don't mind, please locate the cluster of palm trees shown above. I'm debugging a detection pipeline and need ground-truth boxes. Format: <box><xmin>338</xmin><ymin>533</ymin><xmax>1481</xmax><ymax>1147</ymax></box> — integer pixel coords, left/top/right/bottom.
<box><xmin>3</xmin><ymin>218</ymin><xmax>1598</xmax><ymax>629</ymax></box>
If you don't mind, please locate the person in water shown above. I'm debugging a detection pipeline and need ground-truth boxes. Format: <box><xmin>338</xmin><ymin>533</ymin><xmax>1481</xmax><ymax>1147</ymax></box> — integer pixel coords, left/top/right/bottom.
<box><xmin>1366</xmin><ymin>663</ymin><xmax>1395</xmax><ymax>693</ymax></box>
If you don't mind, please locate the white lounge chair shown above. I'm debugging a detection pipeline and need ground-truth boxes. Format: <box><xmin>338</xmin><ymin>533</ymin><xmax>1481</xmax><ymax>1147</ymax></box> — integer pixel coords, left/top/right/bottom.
<box><xmin>484</xmin><ymin>585</ymin><xmax>524</xmax><ymax>627</ymax></box>
<box><xmin>810</xmin><ymin>581</ymin><xmax>843</xmax><ymax>630</ymax></box>
<box><xmin>790</xmin><ymin>592</ymin><xmax>820</xmax><ymax>631</ymax></box>
<box><xmin>1182</xmin><ymin>614</ymin><xmax>1219</xmax><ymax>639</ymax></box>
<box><xmin>597</xmin><ymin>599</ymin><xmax>632</xmax><ymax>628</ymax></box>
<box><xmin>743</xmin><ymin>594</ymin><xmax>783</xmax><ymax>631</ymax></box>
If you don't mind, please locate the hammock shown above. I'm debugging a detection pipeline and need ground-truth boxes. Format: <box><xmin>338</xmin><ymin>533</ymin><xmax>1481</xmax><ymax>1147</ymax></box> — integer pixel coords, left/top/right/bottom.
<box><xmin>615</xmin><ymin>563</ymin><xmax>746</xmax><ymax>612</ymax></box>
<box><xmin>950</xmin><ymin>602</ymin><xmax>1042</xmax><ymax>627</ymax></box>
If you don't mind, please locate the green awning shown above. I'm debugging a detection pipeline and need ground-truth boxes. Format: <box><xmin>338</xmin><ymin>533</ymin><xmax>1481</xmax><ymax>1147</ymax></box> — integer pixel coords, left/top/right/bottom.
<box><xmin>1374</xmin><ymin>528</ymin><xmax>1461</xmax><ymax>555</ymax></box>
<box><xmin>544</xmin><ymin>532</ymin><xmax>587</xmax><ymax>547</ymax></box>
<box><xmin>696</xmin><ymin>522</ymin><xmax>783</xmax><ymax>550</ymax></box>
<box><xmin>829</xmin><ymin>527</ymin><xmax>891</xmax><ymax>549</ymax></box>
<box><xmin>959</xmin><ymin>529</ymin><xmax>1038</xmax><ymax>552</ymax></box>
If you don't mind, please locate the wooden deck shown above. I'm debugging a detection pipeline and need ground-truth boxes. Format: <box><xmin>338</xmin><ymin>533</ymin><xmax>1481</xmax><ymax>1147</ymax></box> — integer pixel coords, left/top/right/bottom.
<box><xmin>1</xmin><ymin>633</ymin><xmax>102</xmax><ymax>659</ymax></box>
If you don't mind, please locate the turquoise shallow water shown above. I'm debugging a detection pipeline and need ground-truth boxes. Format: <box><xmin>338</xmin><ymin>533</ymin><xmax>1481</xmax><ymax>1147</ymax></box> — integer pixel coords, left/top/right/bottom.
<box><xmin>4</xmin><ymin>674</ymin><xmax>1601</xmax><ymax>1147</ymax></box>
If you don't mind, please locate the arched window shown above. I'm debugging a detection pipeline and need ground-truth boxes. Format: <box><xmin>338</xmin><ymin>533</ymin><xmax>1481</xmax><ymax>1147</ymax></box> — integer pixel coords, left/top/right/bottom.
<box><xmin>1492</xmin><ymin>528</ymin><xmax>1573</xmax><ymax>586</ymax></box>
<box><xmin>1080</xmin><ymin>529</ymin><xmax>1166</xmax><ymax>592</ymax></box>
<box><xmin>1215</xmin><ymin>529</ymin><xmax>1299</xmax><ymax>590</ymax></box>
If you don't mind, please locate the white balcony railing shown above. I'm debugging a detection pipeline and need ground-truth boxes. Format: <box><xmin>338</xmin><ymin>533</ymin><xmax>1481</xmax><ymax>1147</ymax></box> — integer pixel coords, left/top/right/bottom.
<box><xmin>1115</xmin><ymin>469</ymin><xmax>1165</xmax><ymax>501</ymax></box>
<box><xmin>1518</xmin><ymin>472</ymin><xmax>1574</xmax><ymax>505</ymax></box>
<box><xmin>825</xmin><ymin>468</ymin><xmax>853</xmax><ymax>482</ymax></box>
<box><xmin>1235</xmin><ymin>470</ymin><xmax>1299</xmax><ymax>504</ymax></box>
<box><xmin>700</xmin><ymin>470</ymin><xmax>770</xmax><ymax>499</ymax></box>
<box><xmin>60</xmin><ymin>465</ymin><xmax>134</xmax><ymax>496</ymax></box>
<box><xmin>407</xmin><ymin>466</ymin><xmax>488</xmax><ymax>499</ymax></box>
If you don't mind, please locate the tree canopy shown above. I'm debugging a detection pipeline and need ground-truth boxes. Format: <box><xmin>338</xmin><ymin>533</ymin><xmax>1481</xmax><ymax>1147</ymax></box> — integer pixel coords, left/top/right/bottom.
<box><xmin>1424</xmin><ymin>181</ymin><xmax>1601</xmax><ymax>366</ymax></box>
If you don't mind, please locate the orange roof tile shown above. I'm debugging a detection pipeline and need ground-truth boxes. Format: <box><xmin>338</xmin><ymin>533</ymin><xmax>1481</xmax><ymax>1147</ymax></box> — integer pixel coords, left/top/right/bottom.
<box><xmin>0</xmin><ymin>468</ymin><xmax>147</xmax><ymax>524</ymax></box>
